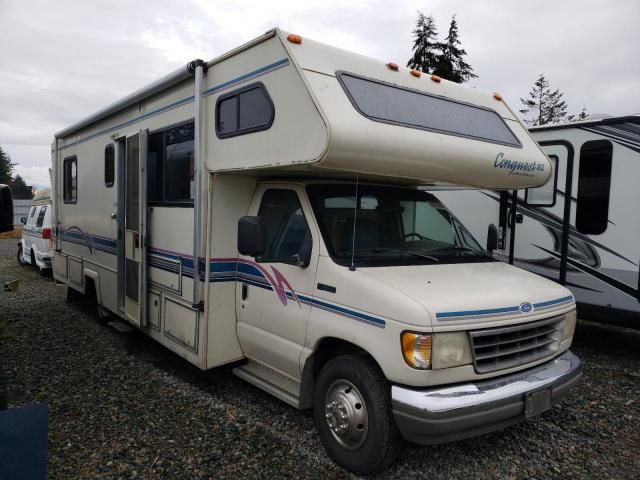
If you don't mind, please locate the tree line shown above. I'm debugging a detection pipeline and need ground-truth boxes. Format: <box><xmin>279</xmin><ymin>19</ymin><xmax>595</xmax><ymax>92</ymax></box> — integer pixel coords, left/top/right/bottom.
<box><xmin>0</xmin><ymin>146</ymin><xmax>32</xmax><ymax>199</ymax></box>
<box><xmin>406</xmin><ymin>12</ymin><xmax>588</xmax><ymax>126</ymax></box>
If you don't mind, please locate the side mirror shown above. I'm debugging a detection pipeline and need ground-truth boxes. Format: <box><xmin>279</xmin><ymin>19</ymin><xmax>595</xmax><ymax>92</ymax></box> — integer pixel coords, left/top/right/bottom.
<box><xmin>0</xmin><ymin>184</ymin><xmax>14</xmax><ymax>233</ymax></box>
<box><xmin>487</xmin><ymin>224</ymin><xmax>498</xmax><ymax>252</ymax></box>
<box><xmin>20</xmin><ymin>216</ymin><xmax>27</xmax><ymax>225</ymax></box>
<box><xmin>238</xmin><ymin>216</ymin><xmax>266</xmax><ymax>257</ymax></box>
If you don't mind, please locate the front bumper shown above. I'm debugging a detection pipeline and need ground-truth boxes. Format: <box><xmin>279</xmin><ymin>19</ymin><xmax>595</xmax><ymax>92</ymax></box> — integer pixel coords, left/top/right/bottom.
<box><xmin>392</xmin><ymin>350</ymin><xmax>582</xmax><ymax>445</ymax></box>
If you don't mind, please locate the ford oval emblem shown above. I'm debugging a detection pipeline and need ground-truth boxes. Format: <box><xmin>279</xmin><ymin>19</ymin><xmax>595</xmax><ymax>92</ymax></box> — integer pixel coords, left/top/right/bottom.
<box><xmin>519</xmin><ymin>302</ymin><xmax>533</xmax><ymax>313</ymax></box>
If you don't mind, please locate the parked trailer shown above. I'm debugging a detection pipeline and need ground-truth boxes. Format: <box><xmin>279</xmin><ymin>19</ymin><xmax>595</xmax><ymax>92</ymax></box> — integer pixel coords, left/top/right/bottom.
<box><xmin>52</xmin><ymin>29</ymin><xmax>582</xmax><ymax>473</ymax></box>
<box><xmin>438</xmin><ymin>115</ymin><xmax>640</xmax><ymax>327</ymax></box>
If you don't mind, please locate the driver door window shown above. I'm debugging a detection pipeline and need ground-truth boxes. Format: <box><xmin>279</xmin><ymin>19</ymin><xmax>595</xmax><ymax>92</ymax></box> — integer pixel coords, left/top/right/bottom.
<box><xmin>258</xmin><ymin>189</ymin><xmax>312</xmax><ymax>265</ymax></box>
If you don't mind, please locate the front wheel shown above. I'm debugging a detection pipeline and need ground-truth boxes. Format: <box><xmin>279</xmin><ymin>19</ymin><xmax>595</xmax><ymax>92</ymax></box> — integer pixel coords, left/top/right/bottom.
<box><xmin>16</xmin><ymin>244</ymin><xmax>28</xmax><ymax>266</ymax></box>
<box><xmin>313</xmin><ymin>354</ymin><xmax>403</xmax><ymax>474</ymax></box>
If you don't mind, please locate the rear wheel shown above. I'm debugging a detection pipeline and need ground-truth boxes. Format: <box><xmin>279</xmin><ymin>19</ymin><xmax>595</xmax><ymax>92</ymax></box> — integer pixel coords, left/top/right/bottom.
<box><xmin>16</xmin><ymin>244</ymin><xmax>28</xmax><ymax>266</ymax></box>
<box><xmin>313</xmin><ymin>354</ymin><xmax>403</xmax><ymax>474</ymax></box>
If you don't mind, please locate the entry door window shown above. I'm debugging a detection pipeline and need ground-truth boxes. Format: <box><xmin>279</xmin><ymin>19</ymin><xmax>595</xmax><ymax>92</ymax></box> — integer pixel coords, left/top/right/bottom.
<box><xmin>257</xmin><ymin>190</ymin><xmax>312</xmax><ymax>265</ymax></box>
<box><xmin>126</xmin><ymin>135</ymin><xmax>139</xmax><ymax>230</ymax></box>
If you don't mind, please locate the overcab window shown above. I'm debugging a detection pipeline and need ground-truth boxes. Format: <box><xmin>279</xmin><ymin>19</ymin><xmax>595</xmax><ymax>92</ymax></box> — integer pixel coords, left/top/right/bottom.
<box><xmin>148</xmin><ymin>122</ymin><xmax>195</xmax><ymax>205</ymax></box>
<box><xmin>215</xmin><ymin>83</ymin><xmax>274</xmax><ymax>138</ymax></box>
<box><xmin>337</xmin><ymin>72</ymin><xmax>521</xmax><ymax>147</ymax></box>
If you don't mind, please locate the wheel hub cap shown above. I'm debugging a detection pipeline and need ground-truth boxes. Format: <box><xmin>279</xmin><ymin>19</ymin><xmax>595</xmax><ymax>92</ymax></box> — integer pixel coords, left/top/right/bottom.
<box><xmin>324</xmin><ymin>380</ymin><xmax>368</xmax><ymax>450</ymax></box>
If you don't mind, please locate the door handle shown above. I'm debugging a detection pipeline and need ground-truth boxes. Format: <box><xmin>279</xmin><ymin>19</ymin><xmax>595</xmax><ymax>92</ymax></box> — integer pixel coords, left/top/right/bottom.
<box><xmin>241</xmin><ymin>283</ymin><xmax>248</xmax><ymax>300</ymax></box>
<box><xmin>110</xmin><ymin>211</ymin><xmax>117</xmax><ymax>220</ymax></box>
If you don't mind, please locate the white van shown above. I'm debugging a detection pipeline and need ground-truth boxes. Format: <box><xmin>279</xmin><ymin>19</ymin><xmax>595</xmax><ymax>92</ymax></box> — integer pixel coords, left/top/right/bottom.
<box><xmin>51</xmin><ymin>29</ymin><xmax>582</xmax><ymax>473</ymax></box>
<box><xmin>18</xmin><ymin>189</ymin><xmax>53</xmax><ymax>271</ymax></box>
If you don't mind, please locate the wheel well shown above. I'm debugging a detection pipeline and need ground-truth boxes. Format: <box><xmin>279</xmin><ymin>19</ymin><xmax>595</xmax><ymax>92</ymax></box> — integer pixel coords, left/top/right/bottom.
<box><xmin>299</xmin><ymin>338</ymin><xmax>382</xmax><ymax>410</ymax></box>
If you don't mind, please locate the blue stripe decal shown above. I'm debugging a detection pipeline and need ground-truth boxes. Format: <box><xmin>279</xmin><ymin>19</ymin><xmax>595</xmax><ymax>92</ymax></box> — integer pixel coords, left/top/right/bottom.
<box><xmin>57</xmin><ymin>229</ymin><xmax>385</xmax><ymax>327</ymax></box>
<box><xmin>59</xmin><ymin>58</ymin><xmax>290</xmax><ymax>150</ymax></box>
<box><xmin>202</xmin><ymin>58</ymin><xmax>289</xmax><ymax>97</ymax></box>
<box><xmin>533</xmin><ymin>295</ymin><xmax>574</xmax><ymax>308</ymax></box>
<box><xmin>436</xmin><ymin>305</ymin><xmax>521</xmax><ymax>319</ymax></box>
<box><xmin>436</xmin><ymin>295</ymin><xmax>574</xmax><ymax>320</ymax></box>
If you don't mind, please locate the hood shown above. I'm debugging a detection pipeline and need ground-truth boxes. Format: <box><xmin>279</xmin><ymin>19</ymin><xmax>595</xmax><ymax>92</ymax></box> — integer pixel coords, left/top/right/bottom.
<box><xmin>358</xmin><ymin>261</ymin><xmax>574</xmax><ymax>329</ymax></box>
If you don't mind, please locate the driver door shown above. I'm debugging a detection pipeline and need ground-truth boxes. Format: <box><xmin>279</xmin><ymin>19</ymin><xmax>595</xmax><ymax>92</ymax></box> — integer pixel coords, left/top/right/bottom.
<box><xmin>236</xmin><ymin>186</ymin><xmax>317</xmax><ymax>380</ymax></box>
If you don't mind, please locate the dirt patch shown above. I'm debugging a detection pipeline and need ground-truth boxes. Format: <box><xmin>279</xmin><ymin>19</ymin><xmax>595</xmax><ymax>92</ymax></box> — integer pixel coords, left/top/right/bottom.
<box><xmin>0</xmin><ymin>226</ymin><xmax>22</xmax><ymax>240</ymax></box>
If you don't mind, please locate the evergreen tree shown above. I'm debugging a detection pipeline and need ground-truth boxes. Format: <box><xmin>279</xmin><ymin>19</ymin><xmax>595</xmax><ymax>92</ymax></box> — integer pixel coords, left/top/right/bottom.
<box><xmin>407</xmin><ymin>12</ymin><xmax>440</xmax><ymax>73</ymax></box>
<box><xmin>567</xmin><ymin>106</ymin><xmax>589</xmax><ymax>122</ymax></box>
<box><xmin>520</xmin><ymin>74</ymin><xmax>568</xmax><ymax>126</ymax></box>
<box><xmin>432</xmin><ymin>15</ymin><xmax>477</xmax><ymax>83</ymax></box>
<box><xmin>9</xmin><ymin>174</ymin><xmax>33</xmax><ymax>199</ymax></box>
<box><xmin>0</xmin><ymin>146</ymin><xmax>16</xmax><ymax>185</ymax></box>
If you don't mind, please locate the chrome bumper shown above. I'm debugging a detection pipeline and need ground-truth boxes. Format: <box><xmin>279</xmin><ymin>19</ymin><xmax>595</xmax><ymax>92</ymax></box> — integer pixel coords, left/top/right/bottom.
<box><xmin>391</xmin><ymin>350</ymin><xmax>582</xmax><ymax>445</ymax></box>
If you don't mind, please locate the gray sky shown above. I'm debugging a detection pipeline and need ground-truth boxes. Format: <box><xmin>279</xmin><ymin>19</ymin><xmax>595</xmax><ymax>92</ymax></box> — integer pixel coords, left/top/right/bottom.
<box><xmin>1</xmin><ymin>0</ymin><xmax>638</xmax><ymax>187</ymax></box>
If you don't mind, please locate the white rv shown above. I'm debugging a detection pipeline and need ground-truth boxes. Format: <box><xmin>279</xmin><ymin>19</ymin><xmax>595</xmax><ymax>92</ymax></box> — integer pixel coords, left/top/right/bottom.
<box><xmin>439</xmin><ymin>115</ymin><xmax>640</xmax><ymax>328</ymax></box>
<box><xmin>51</xmin><ymin>29</ymin><xmax>581</xmax><ymax>473</ymax></box>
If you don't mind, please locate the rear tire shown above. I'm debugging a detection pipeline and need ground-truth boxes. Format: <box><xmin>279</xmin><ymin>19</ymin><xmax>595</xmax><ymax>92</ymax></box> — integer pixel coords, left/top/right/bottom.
<box><xmin>313</xmin><ymin>354</ymin><xmax>403</xmax><ymax>474</ymax></box>
<box><xmin>16</xmin><ymin>244</ymin><xmax>28</xmax><ymax>266</ymax></box>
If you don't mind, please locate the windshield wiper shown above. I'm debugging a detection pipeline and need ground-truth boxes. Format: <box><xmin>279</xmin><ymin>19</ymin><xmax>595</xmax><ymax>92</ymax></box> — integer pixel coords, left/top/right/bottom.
<box><xmin>354</xmin><ymin>248</ymin><xmax>439</xmax><ymax>262</ymax></box>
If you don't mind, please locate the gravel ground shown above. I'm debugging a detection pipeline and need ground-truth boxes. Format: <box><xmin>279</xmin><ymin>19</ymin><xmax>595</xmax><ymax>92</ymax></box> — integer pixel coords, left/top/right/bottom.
<box><xmin>1</xmin><ymin>238</ymin><xmax>639</xmax><ymax>479</ymax></box>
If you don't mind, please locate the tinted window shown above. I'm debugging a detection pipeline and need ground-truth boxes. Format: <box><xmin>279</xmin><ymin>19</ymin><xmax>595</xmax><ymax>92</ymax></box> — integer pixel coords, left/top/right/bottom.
<box><xmin>147</xmin><ymin>122</ymin><xmax>194</xmax><ymax>205</ymax></box>
<box><xmin>104</xmin><ymin>144</ymin><xmax>114</xmax><ymax>187</ymax></box>
<box><xmin>36</xmin><ymin>206</ymin><xmax>47</xmax><ymax>227</ymax></box>
<box><xmin>307</xmin><ymin>184</ymin><xmax>487</xmax><ymax>267</ymax></box>
<box><xmin>63</xmin><ymin>156</ymin><xmax>77</xmax><ymax>203</ymax></box>
<box><xmin>338</xmin><ymin>72</ymin><xmax>520</xmax><ymax>147</ymax></box>
<box><xmin>216</xmin><ymin>83</ymin><xmax>274</xmax><ymax>138</ymax></box>
<box><xmin>257</xmin><ymin>190</ymin><xmax>311</xmax><ymax>264</ymax></box>
<box><xmin>526</xmin><ymin>155</ymin><xmax>557</xmax><ymax>206</ymax></box>
<box><xmin>576</xmin><ymin>140</ymin><xmax>612</xmax><ymax>235</ymax></box>
<box><xmin>29</xmin><ymin>206</ymin><xmax>37</xmax><ymax>218</ymax></box>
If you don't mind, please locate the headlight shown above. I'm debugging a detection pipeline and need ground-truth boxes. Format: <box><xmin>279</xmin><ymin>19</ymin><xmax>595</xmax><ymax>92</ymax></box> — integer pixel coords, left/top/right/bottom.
<box><xmin>432</xmin><ymin>332</ymin><xmax>473</xmax><ymax>369</ymax></box>
<box><xmin>562</xmin><ymin>309</ymin><xmax>577</xmax><ymax>341</ymax></box>
<box><xmin>401</xmin><ymin>332</ymin><xmax>432</xmax><ymax>369</ymax></box>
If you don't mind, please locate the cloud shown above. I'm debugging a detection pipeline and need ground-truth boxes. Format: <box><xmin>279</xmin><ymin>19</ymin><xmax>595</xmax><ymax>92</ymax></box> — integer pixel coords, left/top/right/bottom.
<box><xmin>1</xmin><ymin>0</ymin><xmax>638</xmax><ymax>182</ymax></box>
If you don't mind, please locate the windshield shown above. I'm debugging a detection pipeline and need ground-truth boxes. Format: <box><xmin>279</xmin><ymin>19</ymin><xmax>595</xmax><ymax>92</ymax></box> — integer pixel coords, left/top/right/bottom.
<box><xmin>307</xmin><ymin>184</ymin><xmax>491</xmax><ymax>267</ymax></box>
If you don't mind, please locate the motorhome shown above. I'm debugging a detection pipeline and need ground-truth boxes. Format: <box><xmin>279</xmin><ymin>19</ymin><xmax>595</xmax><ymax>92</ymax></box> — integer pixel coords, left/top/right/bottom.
<box><xmin>438</xmin><ymin>115</ymin><xmax>640</xmax><ymax>327</ymax></box>
<box><xmin>51</xmin><ymin>29</ymin><xmax>582</xmax><ymax>473</ymax></box>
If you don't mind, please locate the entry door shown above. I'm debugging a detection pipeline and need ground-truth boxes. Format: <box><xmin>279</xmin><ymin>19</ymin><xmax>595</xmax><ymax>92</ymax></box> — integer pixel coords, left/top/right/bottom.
<box><xmin>123</xmin><ymin>131</ymin><xmax>148</xmax><ymax>326</ymax></box>
<box><xmin>503</xmin><ymin>143</ymin><xmax>571</xmax><ymax>283</ymax></box>
<box><xmin>236</xmin><ymin>187</ymin><xmax>318</xmax><ymax>380</ymax></box>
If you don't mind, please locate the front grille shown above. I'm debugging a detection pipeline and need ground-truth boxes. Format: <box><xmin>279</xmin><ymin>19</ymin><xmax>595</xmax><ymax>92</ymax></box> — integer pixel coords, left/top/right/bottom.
<box><xmin>469</xmin><ymin>316</ymin><xmax>564</xmax><ymax>374</ymax></box>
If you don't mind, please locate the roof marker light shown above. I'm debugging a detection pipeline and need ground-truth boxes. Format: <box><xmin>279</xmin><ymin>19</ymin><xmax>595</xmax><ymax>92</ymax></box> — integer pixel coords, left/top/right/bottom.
<box><xmin>430</xmin><ymin>75</ymin><xmax>442</xmax><ymax>83</ymax></box>
<box><xmin>493</xmin><ymin>93</ymin><xmax>503</xmax><ymax>101</ymax></box>
<box><xmin>287</xmin><ymin>34</ymin><xmax>302</xmax><ymax>44</ymax></box>
<box><xmin>410</xmin><ymin>69</ymin><xmax>421</xmax><ymax>78</ymax></box>
<box><xmin>386</xmin><ymin>62</ymin><xmax>399</xmax><ymax>71</ymax></box>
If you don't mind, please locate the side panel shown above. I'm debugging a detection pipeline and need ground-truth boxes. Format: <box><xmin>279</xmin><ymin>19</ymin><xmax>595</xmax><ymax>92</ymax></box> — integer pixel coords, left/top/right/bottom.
<box><xmin>203</xmin><ymin>36</ymin><xmax>327</xmax><ymax>172</ymax></box>
<box><xmin>205</xmin><ymin>174</ymin><xmax>257</xmax><ymax>368</ymax></box>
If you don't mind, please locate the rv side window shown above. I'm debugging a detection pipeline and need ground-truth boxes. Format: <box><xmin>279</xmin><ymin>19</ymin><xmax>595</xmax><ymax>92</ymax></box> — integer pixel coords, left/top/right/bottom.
<box><xmin>36</xmin><ymin>206</ymin><xmax>47</xmax><ymax>227</ymax></box>
<box><xmin>147</xmin><ymin>122</ymin><xmax>194</xmax><ymax>205</ymax></box>
<box><xmin>337</xmin><ymin>72</ymin><xmax>521</xmax><ymax>147</ymax></box>
<box><xmin>104</xmin><ymin>144</ymin><xmax>115</xmax><ymax>188</ymax></box>
<box><xmin>63</xmin><ymin>156</ymin><xmax>77</xmax><ymax>203</ymax></box>
<box><xmin>215</xmin><ymin>83</ymin><xmax>274</xmax><ymax>139</ymax></box>
<box><xmin>526</xmin><ymin>155</ymin><xmax>557</xmax><ymax>206</ymax></box>
<box><xmin>576</xmin><ymin>140</ymin><xmax>612</xmax><ymax>235</ymax></box>
<box><xmin>257</xmin><ymin>190</ymin><xmax>311</xmax><ymax>265</ymax></box>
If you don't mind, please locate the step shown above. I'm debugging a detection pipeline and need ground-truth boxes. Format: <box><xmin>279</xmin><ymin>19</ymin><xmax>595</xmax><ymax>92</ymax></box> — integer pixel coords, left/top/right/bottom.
<box><xmin>233</xmin><ymin>361</ymin><xmax>301</xmax><ymax>409</ymax></box>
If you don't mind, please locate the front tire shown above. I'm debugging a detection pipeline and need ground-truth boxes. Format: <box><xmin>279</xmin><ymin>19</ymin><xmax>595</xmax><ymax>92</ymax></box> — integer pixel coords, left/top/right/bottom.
<box><xmin>313</xmin><ymin>354</ymin><xmax>403</xmax><ymax>474</ymax></box>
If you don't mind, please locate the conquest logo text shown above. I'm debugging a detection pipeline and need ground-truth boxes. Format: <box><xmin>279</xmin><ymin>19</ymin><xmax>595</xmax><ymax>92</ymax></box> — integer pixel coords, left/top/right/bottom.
<box><xmin>494</xmin><ymin>153</ymin><xmax>546</xmax><ymax>177</ymax></box>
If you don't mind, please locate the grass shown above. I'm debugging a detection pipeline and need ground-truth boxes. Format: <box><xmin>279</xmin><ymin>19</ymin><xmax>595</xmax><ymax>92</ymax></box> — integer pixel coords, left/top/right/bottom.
<box><xmin>0</xmin><ymin>226</ymin><xmax>22</xmax><ymax>240</ymax></box>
